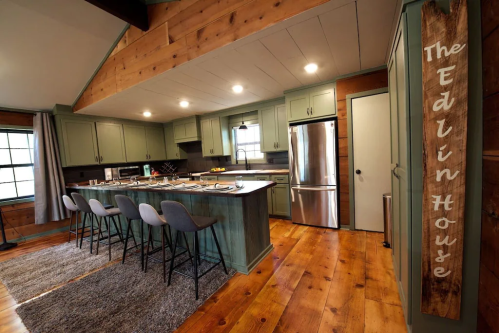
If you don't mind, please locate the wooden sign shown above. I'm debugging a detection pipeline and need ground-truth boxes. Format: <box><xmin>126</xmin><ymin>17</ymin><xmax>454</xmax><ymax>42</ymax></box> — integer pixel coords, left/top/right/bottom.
<box><xmin>421</xmin><ymin>0</ymin><xmax>468</xmax><ymax>320</ymax></box>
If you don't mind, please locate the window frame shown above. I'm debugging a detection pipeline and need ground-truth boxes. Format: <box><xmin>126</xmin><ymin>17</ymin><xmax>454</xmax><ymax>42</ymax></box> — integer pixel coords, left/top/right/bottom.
<box><xmin>230</xmin><ymin>123</ymin><xmax>266</xmax><ymax>164</ymax></box>
<box><xmin>0</xmin><ymin>128</ymin><xmax>35</xmax><ymax>202</ymax></box>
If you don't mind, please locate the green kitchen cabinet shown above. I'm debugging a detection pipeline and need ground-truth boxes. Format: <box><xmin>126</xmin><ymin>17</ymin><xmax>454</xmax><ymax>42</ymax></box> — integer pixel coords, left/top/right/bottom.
<box><xmin>285</xmin><ymin>85</ymin><xmax>336</xmax><ymax>123</ymax></box>
<box><xmin>145</xmin><ymin>127</ymin><xmax>166</xmax><ymax>161</ymax></box>
<box><xmin>259</xmin><ymin>104</ymin><xmax>288</xmax><ymax>152</ymax></box>
<box><xmin>60</xmin><ymin>118</ymin><xmax>99</xmax><ymax>167</ymax></box>
<box><xmin>200</xmin><ymin>117</ymin><xmax>230</xmax><ymax>157</ymax></box>
<box><xmin>255</xmin><ymin>175</ymin><xmax>273</xmax><ymax>215</ymax></box>
<box><xmin>123</xmin><ymin>125</ymin><xmax>148</xmax><ymax>162</ymax></box>
<box><xmin>173</xmin><ymin>116</ymin><xmax>201</xmax><ymax>143</ymax></box>
<box><xmin>95</xmin><ymin>122</ymin><xmax>126</xmax><ymax>164</ymax></box>
<box><xmin>164</xmin><ymin>122</ymin><xmax>187</xmax><ymax>160</ymax></box>
<box><xmin>272</xmin><ymin>184</ymin><xmax>291</xmax><ymax>216</ymax></box>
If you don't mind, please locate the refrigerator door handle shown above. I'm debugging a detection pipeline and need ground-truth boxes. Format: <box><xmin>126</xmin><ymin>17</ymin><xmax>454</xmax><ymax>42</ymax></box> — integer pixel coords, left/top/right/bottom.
<box><xmin>292</xmin><ymin>186</ymin><xmax>336</xmax><ymax>192</ymax></box>
<box><xmin>289</xmin><ymin>128</ymin><xmax>294</xmax><ymax>182</ymax></box>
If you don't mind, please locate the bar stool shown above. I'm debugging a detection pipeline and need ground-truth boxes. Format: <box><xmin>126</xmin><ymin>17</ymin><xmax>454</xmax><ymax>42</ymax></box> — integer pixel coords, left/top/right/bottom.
<box><xmin>71</xmin><ymin>193</ymin><xmax>100</xmax><ymax>253</ymax></box>
<box><xmin>62</xmin><ymin>195</ymin><xmax>80</xmax><ymax>246</ymax></box>
<box><xmin>161</xmin><ymin>200</ymin><xmax>228</xmax><ymax>299</ymax></box>
<box><xmin>89</xmin><ymin>199</ymin><xmax>124</xmax><ymax>261</ymax></box>
<box><xmin>115</xmin><ymin>195</ymin><xmax>143</xmax><ymax>268</ymax></box>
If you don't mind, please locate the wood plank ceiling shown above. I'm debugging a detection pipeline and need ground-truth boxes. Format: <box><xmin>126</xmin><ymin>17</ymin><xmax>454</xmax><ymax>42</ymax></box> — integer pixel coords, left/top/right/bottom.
<box><xmin>77</xmin><ymin>0</ymin><xmax>401</xmax><ymax>122</ymax></box>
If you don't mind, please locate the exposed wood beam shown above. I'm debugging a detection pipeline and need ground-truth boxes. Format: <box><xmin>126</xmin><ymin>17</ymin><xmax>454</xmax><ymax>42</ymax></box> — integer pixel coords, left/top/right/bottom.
<box><xmin>85</xmin><ymin>0</ymin><xmax>149</xmax><ymax>31</ymax></box>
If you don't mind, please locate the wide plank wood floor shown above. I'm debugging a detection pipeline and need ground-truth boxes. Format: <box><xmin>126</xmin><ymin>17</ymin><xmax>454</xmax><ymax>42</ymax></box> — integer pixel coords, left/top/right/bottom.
<box><xmin>0</xmin><ymin>218</ymin><xmax>406</xmax><ymax>333</ymax></box>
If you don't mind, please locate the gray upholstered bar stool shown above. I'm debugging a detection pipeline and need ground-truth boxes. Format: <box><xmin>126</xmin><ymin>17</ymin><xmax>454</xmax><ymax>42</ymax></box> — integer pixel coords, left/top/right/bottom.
<box><xmin>161</xmin><ymin>200</ymin><xmax>228</xmax><ymax>299</ymax></box>
<box><xmin>89</xmin><ymin>199</ymin><xmax>124</xmax><ymax>261</ymax></box>
<box><xmin>62</xmin><ymin>195</ymin><xmax>80</xmax><ymax>246</ymax></box>
<box><xmin>71</xmin><ymin>192</ymin><xmax>101</xmax><ymax>254</ymax></box>
<box><xmin>115</xmin><ymin>195</ymin><xmax>143</xmax><ymax>268</ymax></box>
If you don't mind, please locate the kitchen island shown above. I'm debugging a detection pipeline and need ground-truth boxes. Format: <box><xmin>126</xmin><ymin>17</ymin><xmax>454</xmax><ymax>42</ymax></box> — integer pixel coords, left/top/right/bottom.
<box><xmin>67</xmin><ymin>181</ymin><xmax>275</xmax><ymax>274</ymax></box>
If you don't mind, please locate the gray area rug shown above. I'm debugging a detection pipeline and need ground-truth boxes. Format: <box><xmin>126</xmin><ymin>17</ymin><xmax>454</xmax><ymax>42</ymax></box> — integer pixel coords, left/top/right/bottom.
<box><xmin>16</xmin><ymin>254</ymin><xmax>235</xmax><ymax>333</ymax></box>
<box><xmin>0</xmin><ymin>239</ymin><xmax>124</xmax><ymax>302</ymax></box>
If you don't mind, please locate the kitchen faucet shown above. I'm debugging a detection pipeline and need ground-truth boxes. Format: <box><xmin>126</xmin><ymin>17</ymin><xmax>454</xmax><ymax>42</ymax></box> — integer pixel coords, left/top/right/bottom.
<box><xmin>235</xmin><ymin>149</ymin><xmax>250</xmax><ymax>170</ymax></box>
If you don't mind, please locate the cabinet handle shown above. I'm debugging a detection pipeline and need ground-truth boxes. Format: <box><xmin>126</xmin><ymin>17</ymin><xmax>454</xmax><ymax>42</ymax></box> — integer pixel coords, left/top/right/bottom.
<box><xmin>307</xmin><ymin>107</ymin><xmax>309</xmax><ymax>116</ymax></box>
<box><xmin>100</xmin><ymin>156</ymin><xmax>103</xmax><ymax>162</ymax></box>
<box><xmin>95</xmin><ymin>156</ymin><xmax>98</xmax><ymax>162</ymax></box>
<box><xmin>273</xmin><ymin>142</ymin><xmax>276</xmax><ymax>149</ymax></box>
<box><xmin>310</xmin><ymin>106</ymin><xmax>313</xmax><ymax>115</ymax></box>
<box><xmin>146</xmin><ymin>154</ymin><xmax>148</xmax><ymax>160</ymax></box>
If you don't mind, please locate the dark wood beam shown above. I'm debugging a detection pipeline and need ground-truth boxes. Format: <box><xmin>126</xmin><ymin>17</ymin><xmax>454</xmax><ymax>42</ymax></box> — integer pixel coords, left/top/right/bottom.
<box><xmin>85</xmin><ymin>0</ymin><xmax>149</xmax><ymax>31</ymax></box>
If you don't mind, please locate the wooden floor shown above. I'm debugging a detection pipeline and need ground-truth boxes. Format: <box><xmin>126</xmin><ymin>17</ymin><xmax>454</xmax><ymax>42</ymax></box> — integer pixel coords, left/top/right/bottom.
<box><xmin>0</xmin><ymin>219</ymin><xmax>407</xmax><ymax>333</ymax></box>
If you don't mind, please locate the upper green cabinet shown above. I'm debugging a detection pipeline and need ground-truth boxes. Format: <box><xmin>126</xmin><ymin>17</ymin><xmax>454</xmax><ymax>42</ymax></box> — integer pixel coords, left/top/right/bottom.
<box><xmin>145</xmin><ymin>127</ymin><xmax>166</xmax><ymax>161</ymax></box>
<box><xmin>173</xmin><ymin>116</ymin><xmax>201</xmax><ymax>143</ymax></box>
<box><xmin>123</xmin><ymin>125</ymin><xmax>166</xmax><ymax>162</ymax></box>
<box><xmin>286</xmin><ymin>85</ymin><xmax>336</xmax><ymax>122</ymax></box>
<box><xmin>60</xmin><ymin>119</ymin><xmax>99</xmax><ymax>167</ymax></box>
<box><xmin>201</xmin><ymin>117</ymin><xmax>230</xmax><ymax>157</ymax></box>
<box><xmin>95</xmin><ymin>122</ymin><xmax>126</xmax><ymax>164</ymax></box>
<box><xmin>259</xmin><ymin>104</ymin><xmax>288</xmax><ymax>152</ymax></box>
<box><xmin>164</xmin><ymin>122</ymin><xmax>188</xmax><ymax>160</ymax></box>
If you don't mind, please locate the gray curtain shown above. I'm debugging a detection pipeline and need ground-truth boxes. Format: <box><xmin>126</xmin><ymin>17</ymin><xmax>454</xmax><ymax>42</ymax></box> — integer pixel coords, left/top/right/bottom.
<box><xmin>33</xmin><ymin>113</ymin><xmax>67</xmax><ymax>224</ymax></box>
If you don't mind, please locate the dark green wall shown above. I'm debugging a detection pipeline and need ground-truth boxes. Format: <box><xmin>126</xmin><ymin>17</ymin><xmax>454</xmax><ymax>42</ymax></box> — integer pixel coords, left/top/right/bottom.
<box><xmin>406</xmin><ymin>0</ymin><xmax>482</xmax><ymax>332</ymax></box>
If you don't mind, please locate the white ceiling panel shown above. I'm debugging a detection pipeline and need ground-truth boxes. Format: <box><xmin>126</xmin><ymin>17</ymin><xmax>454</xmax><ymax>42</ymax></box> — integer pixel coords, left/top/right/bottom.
<box><xmin>320</xmin><ymin>3</ymin><xmax>361</xmax><ymax>75</ymax></box>
<box><xmin>287</xmin><ymin>17</ymin><xmax>339</xmax><ymax>81</ymax></box>
<box><xmin>357</xmin><ymin>0</ymin><xmax>399</xmax><ymax>69</ymax></box>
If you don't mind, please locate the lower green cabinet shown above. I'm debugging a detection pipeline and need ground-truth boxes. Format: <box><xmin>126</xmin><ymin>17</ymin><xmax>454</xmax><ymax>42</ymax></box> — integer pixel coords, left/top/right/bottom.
<box><xmin>272</xmin><ymin>184</ymin><xmax>291</xmax><ymax>216</ymax></box>
<box><xmin>60</xmin><ymin>118</ymin><xmax>99</xmax><ymax>167</ymax></box>
<box><xmin>95</xmin><ymin>122</ymin><xmax>126</xmax><ymax>164</ymax></box>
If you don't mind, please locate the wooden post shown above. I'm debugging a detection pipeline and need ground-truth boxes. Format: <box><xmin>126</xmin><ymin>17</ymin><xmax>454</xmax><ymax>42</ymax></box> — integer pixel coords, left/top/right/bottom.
<box><xmin>421</xmin><ymin>0</ymin><xmax>468</xmax><ymax>320</ymax></box>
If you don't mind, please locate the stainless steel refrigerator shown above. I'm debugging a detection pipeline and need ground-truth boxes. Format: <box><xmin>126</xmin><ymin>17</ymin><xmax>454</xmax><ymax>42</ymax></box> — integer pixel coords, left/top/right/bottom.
<box><xmin>289</xmin><ymin>120</ymin><xmax>338</xmax><ymax>228</ymax></box>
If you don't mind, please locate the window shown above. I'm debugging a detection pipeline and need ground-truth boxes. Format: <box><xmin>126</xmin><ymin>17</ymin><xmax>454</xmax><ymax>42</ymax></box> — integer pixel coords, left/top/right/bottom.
<box><xmin>233</xmin><ymin>124</ymin><xmax>264</xmax><ymax>161</ymax></box>
<box><xmin>0</xmin><ymin>130</ymin><xmax>35</xmax><ymax>201</ymax></box>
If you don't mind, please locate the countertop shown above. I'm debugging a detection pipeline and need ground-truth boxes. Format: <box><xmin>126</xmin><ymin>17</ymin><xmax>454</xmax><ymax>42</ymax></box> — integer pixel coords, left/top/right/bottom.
<box><xmin>200</xmin><ymin>169</ymin><xmax>289</xmax><ymax>176</ymax></box>
<box><xmin>67</xmin><ymin>180</ymin><xmax>276</xmax><ymax>198</ymax></box>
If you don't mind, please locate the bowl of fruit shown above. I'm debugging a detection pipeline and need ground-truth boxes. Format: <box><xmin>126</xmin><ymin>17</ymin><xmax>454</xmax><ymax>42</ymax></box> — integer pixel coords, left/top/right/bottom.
<box><xmin>210</xmin><ymin>167</ymin><xmax>226</xmax><ymax>173</ymax></box>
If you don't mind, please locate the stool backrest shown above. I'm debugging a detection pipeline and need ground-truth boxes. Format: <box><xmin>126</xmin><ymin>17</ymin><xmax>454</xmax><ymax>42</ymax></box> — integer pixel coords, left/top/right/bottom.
<box><xmin>71</xmin><ymin>193</ymin><xmax>92</xmax><ymax>214</ymax></box>
<box><xmin>115</xmin><ymin>195</ymin><xmax>141</xmax><ymax>220</ymax></box>
<box><xmin>160</xmin><ymin>200</ymin><xmax>198</xmax><ymax>232</ymax></box>
<box><xmin>139</xmin><ymin>204</ymin><xmax>166</xmax><ymax>227</ymax></box>
<box><xmin>62</xmin><ymin>195</ymin><xmax>78</xmax><ymax>212</ymax></box>
<box><xmin>89</xmin><ymin>199</ymin><xmax>108</xmax><ymax>217</ymax></box>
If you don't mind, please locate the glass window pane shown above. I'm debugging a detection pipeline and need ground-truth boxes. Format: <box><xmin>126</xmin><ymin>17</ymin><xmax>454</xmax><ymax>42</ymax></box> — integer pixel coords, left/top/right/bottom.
<box><xmin>14</xmin><ymin>166</ymin><xmax>34</xmax><ymax>181</ymax></box>
<box><xmin>28</xmin><ymin>134</ymin><xmax>34</xmax><ymax>149</ymax></box>
<box><xmin>11</xmin><ymin>149</ymin><xmax>31</xmax><ymax>164</ymax></box>
<box><xmin>0</xmin><ymin>168</ymin><xmax>14</xmax><ymax>183</ymax></box>
<box><xmin>8</xmin><ymin>133</ymin><xmax>29</xmax><ymax>148</ymax></box>
<box><xmin>0</xmin><ymin>182</ymin><xmax>17</xmax><ymax>200</ymax></box>
<box><xmin>16</xmin><ymin>180</ymin><xmax>34</xmax><ymax>197</ymax></box>
<box><xmin>0</xmin><ymin>149</ymin><xmax>11</xmax><ymax>165</ymax></box>
<box><xmin>0</xmin><ymin>133</ymin><xmax>8</xmax><ymax>148</ymax></box>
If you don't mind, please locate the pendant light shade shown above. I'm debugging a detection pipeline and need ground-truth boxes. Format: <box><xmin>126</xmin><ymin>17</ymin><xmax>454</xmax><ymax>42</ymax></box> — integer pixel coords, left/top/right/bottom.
<box><xmin>239</xmin><ymin>113</ymin><xmax>248</xmax><ymax>130</ymax></box>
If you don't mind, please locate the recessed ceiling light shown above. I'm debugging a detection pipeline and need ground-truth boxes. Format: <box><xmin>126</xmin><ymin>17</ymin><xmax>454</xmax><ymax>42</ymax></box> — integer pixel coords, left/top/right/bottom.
<box><xmin>232</xmin><ymin>85</ymin><xmax>243</xmax><ymax>93</ymax></box>
<box><xmin>143</xmin><ymin>111</ymin><xmax>151</xmax><ymax>117</ymax></box>
<box><xmin>179</xmin><ymin>100</ymin><xmax>189</xmax><ymax>108</ymax></box>
<box><xmin>304</xmin><ymin>63</ymin><xmax>318</xmax><ymax>73</ymax></box>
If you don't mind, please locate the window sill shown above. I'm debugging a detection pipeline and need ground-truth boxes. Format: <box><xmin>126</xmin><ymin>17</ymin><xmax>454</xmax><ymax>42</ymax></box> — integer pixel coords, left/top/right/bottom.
<box><xmin>0</xmin><ymin>197</ymin><xmax>35</xmax><ymax>207</ymax></box>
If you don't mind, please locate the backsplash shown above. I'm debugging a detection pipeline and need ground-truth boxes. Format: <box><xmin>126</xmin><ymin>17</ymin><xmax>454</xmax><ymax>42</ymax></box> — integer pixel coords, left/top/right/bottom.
<box><xmin>63</xmin><ymin>141</ymin><xmax>288</xmax><ymax>183</ymax></box>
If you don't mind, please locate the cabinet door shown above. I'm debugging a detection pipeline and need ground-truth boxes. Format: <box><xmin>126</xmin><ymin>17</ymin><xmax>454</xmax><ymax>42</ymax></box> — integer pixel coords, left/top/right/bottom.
<box><xmin>287</xmin><ymin>94</ymin><xmax>310</xmax><ymax>122</ymax></box>
<box><xmin>310</xmin><ymin>89</ymin><xmax>335</xmax><ymax>118</ymax></box>
<box><xmin>61</xmin><ymin>119</ymin><xmax>99</xmax><ymax>166</ymax></box>
<box><xmin>256</xmin><ymin>175</ymin><xmax>273</xmax><ymax>214</ymax></box>
<box><xmin>173</xmin><ymin>124</ymin><xmax>186</xmax><ymax>141</ymax></box>
<box><xmin>275</xmin><ymin>104</ymin><xmax>289</xmax><ymax>151</ymax></box>
<box><xmin>164</xmin><ymin>123</ymin><xmax>177</xmax><ymax>160</ymax></box>
<box><xmin>184</xmin><ymin>122</ymin><xmax>198</xmax><ymax>139</ymax></box>
<box><xmin>210</xmin><ymin>118</ymin><xmax>224</xmax><ymax>156</ymax></box>
<box><xmin>146</xmin><ymin>127</ymin><xmax>166</xmax><ymax>161</ymax></box>
<box><xmin>200</xmin><ymin>119</ymin><xmax>214</xmax><ymax>156</ymax></box>
<box><xmin>259</xmin><ymin>107</ymin><xmax>277</xmax><ymax>152</ymax></box>
<box><xmin>95</xmin><ymin>122</ymin><xmax>126</xmax><ymax>164</ymax></box>
<box><xmin>272</xmin><ymin>184</ymin><xmax>291</xmax><ymax>216</ymax></box>
<box><xmin>123</xmin><ymin>125</ymin><xmax>148</xmax><ymax>162</ymax></box>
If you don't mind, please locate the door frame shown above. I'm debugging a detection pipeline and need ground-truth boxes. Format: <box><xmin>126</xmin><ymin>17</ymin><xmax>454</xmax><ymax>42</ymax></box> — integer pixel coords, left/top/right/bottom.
<box><xmin>346</xmin><ymin>88</ymin><xmax>389</xmax><ymax>230</ymax></box>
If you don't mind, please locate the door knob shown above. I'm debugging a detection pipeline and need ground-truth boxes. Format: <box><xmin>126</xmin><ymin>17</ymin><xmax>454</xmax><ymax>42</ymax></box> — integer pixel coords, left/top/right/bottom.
<box><xmin>355</xmin><ymin>169</ymin><xmax>361</xmax><ymax>175</ymax></box>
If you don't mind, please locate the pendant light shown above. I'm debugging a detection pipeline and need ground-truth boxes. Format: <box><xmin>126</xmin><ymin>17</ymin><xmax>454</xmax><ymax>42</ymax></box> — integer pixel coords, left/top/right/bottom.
<box><xmin>239</xmin><ymin>113</ymin><xmax>248</xmax><ymax>130</ymax></box>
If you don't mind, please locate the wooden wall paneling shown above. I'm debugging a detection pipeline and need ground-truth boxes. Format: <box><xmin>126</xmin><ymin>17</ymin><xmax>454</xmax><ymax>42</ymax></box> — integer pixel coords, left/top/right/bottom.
<box><xmin>339</xmin><ymin>192</ymin><xmax>350</xmax><ymax>226</ymax></box>
<box><xmin>478</xmin><ymin>261</ymin><xmax>499</xmax><ymax>332</ymax></box>
<box><xmin>336</xmin><ymin>99</ymin><xmax>347</xmax><ymax>119</ymax></box>
<box><xmin>483</xmin><ymin>93</ymin><xmax>499</xmax><ymax>156</ymax></box>
<box><xmin>338</xmin><ymin>137</ymin><xmax>348</xmax><ymax>157</ymax></box>
<box><xmin>339</xmin><ymin>157</ymin><xmax>349</xmax><ymax>194</ymax></box>
<box><xmin>337</xmin><ymin>118</ymin><xmax>347</xmax><ymax>138</ymax></box>
<box><xmin>336</xmin><ymin>69</ymin><xmax>389</xmax><ymax>101</ymax></box>
<box><xmin>0</xmin><ymin>111</ymin><xmax>33</xmax><ymax>127</ymax></box>
<box><xmin>483</xmin><ymin>26</ymin><xmax>499</xmax><ymax>98</ymax></box>
<box><xmin>3</xmin><ymin>220</ymin><xmax>69</xmax><ymax>240</ymax></box>
<box><xmin>481</xmin><ymin>0</ymin><xmax>499</xmax><ymax>38</ymax></box>
<box><xmin>147</xmin><ymin>0</ymin><xmax>199</xmax><ymax>32</ymax></box>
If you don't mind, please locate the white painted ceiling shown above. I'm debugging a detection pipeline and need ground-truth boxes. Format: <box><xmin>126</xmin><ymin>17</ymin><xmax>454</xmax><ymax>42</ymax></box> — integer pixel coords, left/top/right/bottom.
<box><xmin>0</xmin><ymin>0</ymin><xmax>126</xmax><ymax>111</ymax></box>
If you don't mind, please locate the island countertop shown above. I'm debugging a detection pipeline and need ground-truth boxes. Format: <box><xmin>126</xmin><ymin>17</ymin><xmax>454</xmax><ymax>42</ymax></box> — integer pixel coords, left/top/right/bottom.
<box><xmin>200</xmin><ymin>169</ymin><xmax>289</xmax><ymax>176</ymax></box>
<box><xmin>66</xmin><ymin>180</ymin><xmax>276</xmax><ymax>198</ymax></box>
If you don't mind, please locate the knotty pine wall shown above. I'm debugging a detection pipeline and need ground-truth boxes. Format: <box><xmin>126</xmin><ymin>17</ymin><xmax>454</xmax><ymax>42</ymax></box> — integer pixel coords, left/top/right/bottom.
<box><xmin>0</xmin><ymin>111</ymin><xmax>69</xmax><ymax>241</ymax></box>
<box><xmin>335</xmin><ymin>69</ymin><xmax>388</xmax><ymax>226</ymax></box>
<box><xmin>478</xmin><ymin>0</ymin><xmax>499</xmax><ymax>331</ymax></box>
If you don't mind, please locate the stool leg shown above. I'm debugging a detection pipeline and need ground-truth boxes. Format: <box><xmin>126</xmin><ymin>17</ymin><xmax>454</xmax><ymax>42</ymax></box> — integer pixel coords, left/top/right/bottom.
<box><xmin>141</xmin><ymin>220</ymin><xmax>145</xmax><ymax>271</ymax></box>
<box><xmin>195</xmin><ymin>232</ymin><xmax>201</xmax><ymax>265</ymax></box>
<box><xmin>145</xmin><ymin>225</ymin><xmax>152</xmax><ymax>273</ymax></box>
<box><xmin>96</xmin><ymin>216</ymin><xmax>102</xmax><ymax>255</ymax></box>
<box><xmin>111</xmin><ymin>216</ymin><xmax>124</xmax><ymax>243</ymax></box>
<box><xmin>90</xmin><ymin>214</ymin><xmax>94</xmax><ymax>254</ymax></box>
<box><xmin>68</xmin><ymin>211</ymin><xmax>73</xmax><ymax>242</ymax></box>
<box><xmin>211</xmin><ymin>225</ymin><xmax>228</xmax><ymax>274</ymax></box>
<box><xmin>193</xmin><ymin>231</ymin><xmax>199</xmax><ymax>300</ymax></box>
<box><xmin>106</xmin><ymin>217</ymin><xmax>112</xmax><ymax>261</ymax></box>
<box><xmin>129</xmin><ymin>223</ymin><xmax>138</xmax><ymax>247</ymax></box>
<box><xmin>162</xmin><ymin>226</ymin><xmax>173</xmax><ymax>252</ymax></box>
<box><xmin>122</xmin><ymin>218</ymin><xmax>131</xmax><ymax>264</ymax></box>
<box><xmin>75</xmin><ymin>210</ymin><xmax>79</xmax><ymax>247</ymax></box>
<box><xmin>79</xmin><ymin>213</ymin><xmax>87</xmax><ymax>249</ymax></box>
<box><xmin>168</xmin><ymin>231</ymin><xmax>179</xmax><ymax>286</ymax></box>
<box><xmin>183</xmin><ymin>232</ymin><xmax>194</xmax><ymax>265</ymax></box>
<box><xmin>161</xmin><ymin>225</ymin><xmax>166</xmax><ymax>283</ymax></box>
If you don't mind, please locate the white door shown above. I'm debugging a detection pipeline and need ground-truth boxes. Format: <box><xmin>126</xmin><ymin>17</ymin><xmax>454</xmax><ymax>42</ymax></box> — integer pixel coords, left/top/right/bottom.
<box><xmin>352</xmin><ymin>93</ymin><xmax>391</xmax><ymax>232</ymax></box>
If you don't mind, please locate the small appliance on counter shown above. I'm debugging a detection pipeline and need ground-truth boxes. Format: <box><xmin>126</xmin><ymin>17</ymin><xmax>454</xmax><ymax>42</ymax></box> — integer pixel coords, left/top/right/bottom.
<box><xmin>104</xmin><ymin>166</ymin><xmax>140</xmax><ymax>180</ymax></box>
<box><xmin>143</xmin><ymin>164</ymin><xmax>151</xmax><ymax>177</ymax></box>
